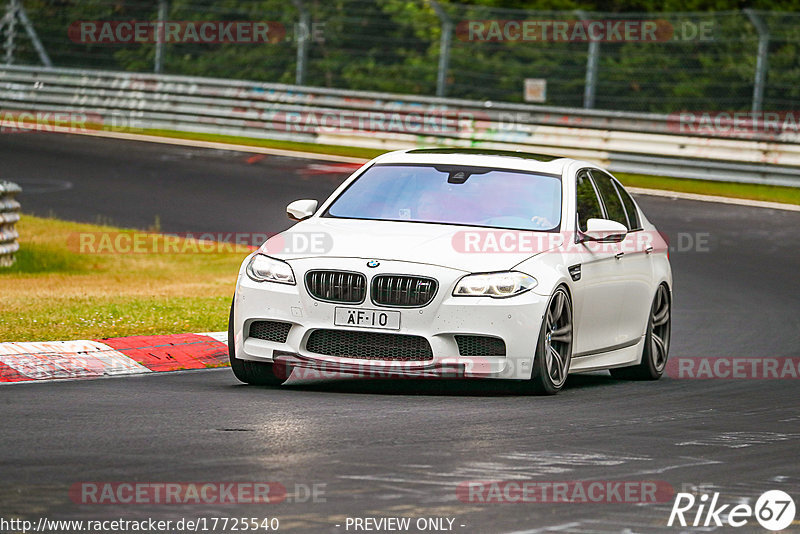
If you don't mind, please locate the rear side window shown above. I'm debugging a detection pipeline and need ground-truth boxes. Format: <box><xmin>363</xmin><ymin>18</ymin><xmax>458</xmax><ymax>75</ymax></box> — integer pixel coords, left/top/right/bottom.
<box><xmin>590</xmin><ymin>171</ymin><xmax>628</xmax><ymax>228</ymax></box>
<box><xmin>613</xmin><ymin>180</ymin><xmax>641</xmax><ymax>230</ymax></box>
<box><xmin>575</xmin><ymin>170</ymin><xmax>603</xmax><ymax>232</ymax></box>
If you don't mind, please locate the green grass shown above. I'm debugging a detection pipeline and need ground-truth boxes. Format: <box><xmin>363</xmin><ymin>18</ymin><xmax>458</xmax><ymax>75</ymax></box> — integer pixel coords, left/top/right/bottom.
<box><xmin>615</xmin><ymin>172</ymin><xmax>800</xmax><ymax>205</ymax></box>
<box><xmin>1</xmin><ymin>215</ymin><xmax>248</xmax><ymax>342</ymax></box>
<box><xmin>121</xmin><ymin>127</ymin><xmax>386</xmax><ymax>160</ymax></box>
<box><xmin>5</xmin><ymin>295</ymin><xmax>231</xmax><ymax>342</ymax></box>
<box><xmin>5</xmin><ymin>242</ymin><xmax>92</xmax><ymax>274</ymax></box>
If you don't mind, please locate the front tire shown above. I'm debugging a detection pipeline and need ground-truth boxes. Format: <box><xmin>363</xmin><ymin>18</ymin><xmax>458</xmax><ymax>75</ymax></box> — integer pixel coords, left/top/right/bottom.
<box><xmin>610</xmin><ymin>284</ymin><xmax>671</xmax><ymax>380</ymax></box>
<box><xmin>528</xmin><ymin>286</ymin><xmax>573</xmax><ymax>395</ymax></box>
<box><xmin>228</xmin><ymin>298</ymin><xmax>286</xmax><ymax>386</ymax></box>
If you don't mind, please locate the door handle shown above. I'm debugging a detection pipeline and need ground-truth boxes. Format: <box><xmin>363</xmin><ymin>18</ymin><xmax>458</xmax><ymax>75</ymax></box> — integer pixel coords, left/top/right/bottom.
<box><xmin>614</xmin><ymin>252</ymin><xmax>625</xmax><ymax>259</ymax></box>
<box><xmin>645</xmin><ymin>246</ymin><xmax>654</xmax><ymax>254</ymax></box>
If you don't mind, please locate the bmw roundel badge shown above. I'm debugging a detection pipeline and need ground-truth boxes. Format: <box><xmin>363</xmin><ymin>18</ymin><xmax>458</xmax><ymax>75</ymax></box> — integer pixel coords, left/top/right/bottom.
<box><xmin>367</xmin><ymin>260</ymin><xmax>380</xmax><ymax>268</ymax></box>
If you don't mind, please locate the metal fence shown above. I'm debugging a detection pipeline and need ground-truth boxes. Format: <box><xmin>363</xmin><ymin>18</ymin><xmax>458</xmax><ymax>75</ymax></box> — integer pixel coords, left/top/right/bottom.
<box><xmin>0</xmin><ymin>181</ymin><xmax>21</xmax><ymax>267</ymax></box>
<box><xmin>1</xmin><ymin>1</ymin><xmax>799</xmax><ymax>114</ymax></box>
<box><xmin>2</xmin><ymin>64</ymin><xmax>799</xmax><ymax>187</ymax></box>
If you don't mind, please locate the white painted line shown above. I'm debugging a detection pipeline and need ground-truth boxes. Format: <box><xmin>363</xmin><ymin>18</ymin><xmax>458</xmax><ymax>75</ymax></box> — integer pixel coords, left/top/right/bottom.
<box><xmin>0</xmin><ymin>340</ymin><xmax>150</xmax><ymax>380</ymax></box>
<box><xmin>628</xmin><ymin>187</ymin><xmax>800</xmax><ymax>212</ymax></box>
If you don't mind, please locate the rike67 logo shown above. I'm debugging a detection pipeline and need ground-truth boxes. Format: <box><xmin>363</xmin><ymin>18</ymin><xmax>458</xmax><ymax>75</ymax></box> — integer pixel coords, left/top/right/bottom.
<box><xmin>668</xmin><ymin>490</ymin><xmax>795</xmax><ymax>531</ymax></box>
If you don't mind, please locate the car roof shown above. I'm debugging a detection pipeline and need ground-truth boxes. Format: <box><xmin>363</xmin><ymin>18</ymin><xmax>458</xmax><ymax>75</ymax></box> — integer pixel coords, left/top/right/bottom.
<box><xmin>372</xmin><ymin>148</ymin><xmax>574</xmax><ymax>175</ymax></box>
<box><xmin>405</xmin><ymin>148</ymin><xmax>561</xmax><ymax>162</ymax></box>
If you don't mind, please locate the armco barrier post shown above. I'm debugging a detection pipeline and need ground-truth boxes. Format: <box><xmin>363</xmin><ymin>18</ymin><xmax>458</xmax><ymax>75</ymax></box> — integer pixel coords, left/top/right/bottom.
<box><xmin>744</xmin><ymin>9</ymin><xmax>769</xmax><ymax>114</ymax></box>
<box><xmin>0</xmin><ymin>181</ymin><xmax>22</xmax><ymax>267</ymax></box>
<box><xmin>3</xmin><ymin>0</ymin><xmax>19</xmax><ymax>65</ymax></box>
<box><xmin>431</xmin><ymin>0</ymin><xmax>453</xmax><ymax>98</ymax></box>
<box><xmin>153</xmin><ymin>0</ymin><xmax>168</xmax><ymax>74</ymax></box>
<box><xmin>576</xmin><ymin>10</ymin><xmax>600</xmax><ymax>110</ymax></box>
<box><xmin>293</xmin><ymin>0</ymin><xmax>310</xmax><ymax>86</ymax></box>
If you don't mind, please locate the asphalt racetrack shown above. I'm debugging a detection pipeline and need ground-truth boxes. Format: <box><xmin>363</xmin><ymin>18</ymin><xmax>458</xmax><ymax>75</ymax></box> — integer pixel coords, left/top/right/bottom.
<box><xmin>1</xmin><ymin>132</ymin><xmax>799</xmax><ymax>533</ymax></box>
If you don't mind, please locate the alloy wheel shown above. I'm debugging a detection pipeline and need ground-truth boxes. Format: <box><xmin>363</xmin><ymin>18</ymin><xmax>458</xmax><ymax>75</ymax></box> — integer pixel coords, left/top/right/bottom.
<box><xmin>544</xmin><ymin>288</ymin><xmax>573</xmax><ymax>388</ymax></box>
<box><xmin>650</xmin><ymin>284</ymin><xmax>671</xmax><ymax>372</ymax></box>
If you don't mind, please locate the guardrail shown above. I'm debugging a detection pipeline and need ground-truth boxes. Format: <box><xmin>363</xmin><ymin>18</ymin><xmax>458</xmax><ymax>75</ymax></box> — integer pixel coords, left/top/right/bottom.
<box><xmin>1</xmin><ymin>64</ymin><xmax>799</xmax><ymax>187</ymax></box>
<box><xmin>0</xmin><ymin>181</ymin><xmax>21</xmax><ymax>267</ymax></box>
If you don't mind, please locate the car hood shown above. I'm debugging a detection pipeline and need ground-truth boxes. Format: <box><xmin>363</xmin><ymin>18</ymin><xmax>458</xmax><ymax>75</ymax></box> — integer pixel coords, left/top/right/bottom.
<box><xmin>260</xmin><ymin>218</ymin><xmax>564</xmax><ymax>272</ymax></box>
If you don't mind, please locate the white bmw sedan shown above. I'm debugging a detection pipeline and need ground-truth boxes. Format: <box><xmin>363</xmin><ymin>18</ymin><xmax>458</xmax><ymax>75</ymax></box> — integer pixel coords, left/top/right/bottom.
<box><xmin>229</xmin><ymin>148</ymin><xmax>672</xmax><ymax>394</ymax></box>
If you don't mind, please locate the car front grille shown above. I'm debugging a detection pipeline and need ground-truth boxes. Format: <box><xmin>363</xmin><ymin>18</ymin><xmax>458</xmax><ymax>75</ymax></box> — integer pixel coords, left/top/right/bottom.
<box><xmin>306</xmin><ymin>329</ymin><xmax>433</xmax><ymax>361</ymax></box>
<box><xmin>249</xmin><ymin>320</ymin><xmax>292</xmax><ymax>343</ymax></box>
<box><xmin>371</xmin><ymin>275</ymin><xmax>438</xmax><ymax>307</ymax></box>
<box><xmin>305</xmin><ymin>270</ymin><xmax>367</xmax><ymax>304</ymax></box>
<box><xmin>455</xmin><ymin>335</ymin><xmax>506</xmax><ymax>356</ymax></box>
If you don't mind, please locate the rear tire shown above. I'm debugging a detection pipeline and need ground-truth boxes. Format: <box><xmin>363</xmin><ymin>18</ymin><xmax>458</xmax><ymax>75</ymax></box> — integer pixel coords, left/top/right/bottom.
<box><xmin>528</xmin><ymin>286</ymin><xmax>573</xmax><ymax>395</ymax></box>
<box><xmin>228</xmin><ymin>298</ymin><xmax>287</xmax><ymax>386</ymax></box>
<box><xmin>610</xmin><ymin>284</ymin><xmax>670</xmax><ymax>380</ymax></box>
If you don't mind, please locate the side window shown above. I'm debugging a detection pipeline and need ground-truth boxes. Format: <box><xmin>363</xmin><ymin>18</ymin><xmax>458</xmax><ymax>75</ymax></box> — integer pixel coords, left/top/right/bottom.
<box><xmin>613</xmin><ymin>180</ymin><xmax>641</xmax><ymax>230</ymax></box>
<box><xmin>590</xmin><ymin>170</ymin><xmax>628</xmax><ymax>228</ymax></box>
<box><xmin>575</xmin><ymin>170</ymin><xmax>603</xmax><ymax>232</ymax></box>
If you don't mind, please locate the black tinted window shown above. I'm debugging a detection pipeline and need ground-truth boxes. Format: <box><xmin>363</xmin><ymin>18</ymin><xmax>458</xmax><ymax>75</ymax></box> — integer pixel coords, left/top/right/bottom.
<box><xmin>576</xmin><ymin>170</ymin><xmax>603</xmax><ymax>232</ymax></box>
<box><xmin>614</xmin><ymin>180</ymin><xmax>641</xmax><ymax>230</ymax></box>
<box><xmin>591</xmin><ymin>171</ymin><xmax>628</xmax><ymax>227</ymax></box>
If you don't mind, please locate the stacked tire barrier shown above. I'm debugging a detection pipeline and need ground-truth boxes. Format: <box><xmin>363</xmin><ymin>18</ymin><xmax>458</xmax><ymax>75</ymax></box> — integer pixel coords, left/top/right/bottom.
<box><xmin>0</xmin><ymin>181</ymin><xmax>21</xmax><ymax>267</ymax></box>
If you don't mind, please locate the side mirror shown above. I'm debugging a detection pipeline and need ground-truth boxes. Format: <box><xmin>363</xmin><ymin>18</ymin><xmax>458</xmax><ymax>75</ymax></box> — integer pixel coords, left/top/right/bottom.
<box><xmin>581</xmin><ymin>218</ymin><xmax>627</xmax><ymax>243</ymax></box>
<box><xmin>286</xmin><ymin>199</ymin><xmax>318</xmax><ymax>221</ymax></box>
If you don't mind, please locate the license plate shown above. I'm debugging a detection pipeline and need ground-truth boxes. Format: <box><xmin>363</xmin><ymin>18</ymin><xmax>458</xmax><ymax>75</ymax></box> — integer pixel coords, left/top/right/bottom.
<box><xmin>334</xmin><ymin>307</ymin><xmax>400</xmax><ymax>330</ymax></box>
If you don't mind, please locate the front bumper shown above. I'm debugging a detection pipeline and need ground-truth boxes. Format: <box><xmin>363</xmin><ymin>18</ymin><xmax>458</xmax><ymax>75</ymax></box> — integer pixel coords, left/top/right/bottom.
<box><xmin>233</xmin><ymin>256</ymin><xmax>549</xmax><ymax>380</ymax></box>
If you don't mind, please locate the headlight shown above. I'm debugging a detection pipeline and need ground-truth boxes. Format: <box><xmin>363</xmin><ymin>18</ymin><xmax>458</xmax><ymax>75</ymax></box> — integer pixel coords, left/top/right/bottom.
<box><xmin>453</xmin><ymin>271</ymin><xmax>537</xmax><ymax>298</ymax></box>
<box><xmin>246</xmin><ymin>254</ymin><xmax>295</xmax><ymax>285</ymax></box>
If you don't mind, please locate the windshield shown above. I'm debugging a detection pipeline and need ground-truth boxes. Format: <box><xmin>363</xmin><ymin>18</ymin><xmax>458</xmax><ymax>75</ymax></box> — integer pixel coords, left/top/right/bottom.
<box><xmin>324</xmin><ymin>164</ymin><xmax>562</xmax><ymax>231</ymax></box>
